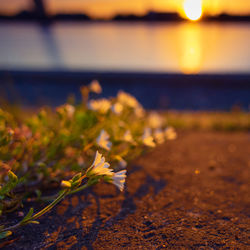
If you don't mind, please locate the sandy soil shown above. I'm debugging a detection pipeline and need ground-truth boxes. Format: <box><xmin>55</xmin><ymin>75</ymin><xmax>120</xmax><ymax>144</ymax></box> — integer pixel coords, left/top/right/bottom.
<box><xmin>1</xmin><ymin>131</ymin><xmax>249</xmax><ymax>249</ymax></box>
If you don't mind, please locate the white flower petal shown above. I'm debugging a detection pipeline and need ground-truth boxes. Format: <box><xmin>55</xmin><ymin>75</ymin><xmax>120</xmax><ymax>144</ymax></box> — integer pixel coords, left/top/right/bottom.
<box><xmin>112</xmin><ymin>170</ymin><xmax>127</xmax><ymax>191</ymax></box>
<box><xmin>96</xmin><ymin>130</ymin><xmax>112</xmax><ymax>151</ymax></box>
<box><xmin>111</xmin><ymin>102</ymin><xmax>123</xmax><ymax>115</ymax></box>
<box><xmin>154</xmin><ymin>128</ymin><xmax>165</xmax><ymax>144</ymax></box>
<box><xmin>117</xmin><ymin>91</ymin><xmax>139</xmax><ymax>108</ymax></box>
<box><xmin>88</xmin><ymin>99</ymin><xmax>111</xmax><ymax>114</ymax></box>
<box><xmin>148</xmin><ymin>112</ymin><xmax>163</xmax><ymax>129</ymax></box>
<box><xmin>92</xmin><ymin>150</ymin><xmax>103</xmax><ymax>166</ymax></box>
<box><xmin>142</xmin><ymin>128</ymin><xmax>156</xmax><ymax>147</ymax></box>
<box><xmin>165</xmin><ymin>127</ymin><xmax>177</xmax><ymax>140</ymax></box>
<box><xmin>134</xmin><ymin>106</ymin><xmax>145</xmax><ymax>118</ymax></box>
<box><xmin>88</xmin><ymin>151</ymin><xmax>113</xmax><ymax>177</ymax></box>
<box><xmin>89</xmin><ymin>80</ymin><xmax>102</xmax><ymax>94</ymax></box>
<box><xmin>56</xmin><ymin>104</ymin><xmax>75</xmax><ymax>118</ymax></box>
<box><xmin>123</xmin><ymin>130</ymin><xmax>133</xmax><ymax>143</ymax></box>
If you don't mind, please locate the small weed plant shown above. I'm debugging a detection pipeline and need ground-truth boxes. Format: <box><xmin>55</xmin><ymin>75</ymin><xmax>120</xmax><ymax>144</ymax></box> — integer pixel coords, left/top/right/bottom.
<box><xmin>0</xmin><ymin>81</ymin><xmax>176</xmax><ymax>239</ymax></box>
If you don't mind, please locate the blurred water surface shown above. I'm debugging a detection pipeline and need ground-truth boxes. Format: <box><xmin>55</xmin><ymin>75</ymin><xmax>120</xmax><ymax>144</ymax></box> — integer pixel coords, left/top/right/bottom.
<box><xmin>0</xmin><ymin>21</ymin><xmax>249</xmax><ymax>74</ymax></box>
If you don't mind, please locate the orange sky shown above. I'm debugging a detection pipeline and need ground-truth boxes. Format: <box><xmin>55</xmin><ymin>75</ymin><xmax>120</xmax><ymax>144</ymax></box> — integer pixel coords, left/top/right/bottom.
<box><xmin>0</xmin><ymin>0</ymin><xmax>249</xmax><ymax>18</ymax></box>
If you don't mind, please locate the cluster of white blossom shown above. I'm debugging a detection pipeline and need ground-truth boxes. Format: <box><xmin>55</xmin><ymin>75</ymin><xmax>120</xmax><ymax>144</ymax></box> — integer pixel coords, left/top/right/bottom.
<box><xmin>87</xmin><ymin>151</ymin><xmax>127</xmax><ymax>191</ymax></box>
<box><xmin>83</xmin><ymin>80</ymin><xmax>176</xmax><ymax>191</ymax></box>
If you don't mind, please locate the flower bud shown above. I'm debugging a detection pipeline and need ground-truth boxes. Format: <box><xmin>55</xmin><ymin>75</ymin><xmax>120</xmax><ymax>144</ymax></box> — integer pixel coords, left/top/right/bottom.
<box><xmin>61</xmin><ymin>180</ymin><xmax>71</xmax><ymax>189</ymax></box>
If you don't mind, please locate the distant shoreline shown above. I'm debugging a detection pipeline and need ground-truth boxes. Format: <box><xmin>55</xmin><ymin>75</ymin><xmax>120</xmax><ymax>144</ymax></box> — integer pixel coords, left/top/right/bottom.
<box><xmin>1</xmin><ymin>69</ymin><xmax>250</xmax><ymax>76</ymax></box>
<box><xmin>1</xmin><ymin>69</ymin><xmax>250</xmax><ymax>82</ymax></box>
<box><xmin>1</xmin><ymin>69</ymin><xmax>250</xmax><ymax>85</ymax></box>
<box><xmin>1</xmin><ymin>12</ymin><xmax>250</xmax><ymax>23</ymax></box>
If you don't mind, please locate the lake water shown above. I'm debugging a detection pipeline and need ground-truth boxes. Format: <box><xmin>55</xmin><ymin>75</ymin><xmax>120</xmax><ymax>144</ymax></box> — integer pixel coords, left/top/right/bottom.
<box><xmin>0</xmin><ymin>21</ymin><xmax>250</xmax><ymax>74</ymax></box>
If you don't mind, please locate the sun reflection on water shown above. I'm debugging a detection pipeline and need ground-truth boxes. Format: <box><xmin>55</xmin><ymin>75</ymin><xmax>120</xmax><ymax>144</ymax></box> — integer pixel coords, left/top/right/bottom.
<box><xmin>178</xmin><ymin>23</ymin><xmax>202</xmax><ymax>74</ymax></box>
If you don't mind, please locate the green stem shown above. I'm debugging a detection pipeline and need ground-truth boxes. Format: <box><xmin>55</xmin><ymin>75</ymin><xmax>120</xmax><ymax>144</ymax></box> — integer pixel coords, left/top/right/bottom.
<box><xmin>31</xmin><ymin>189</ymin><xmax>68</xmax><ymax>221</ymax></box>
<box><xmin>68</xmin><ymin>183</ymin><xmax>89</xmax><ymax>195</ymax></box>
<box><xmin>0</xmin><ymin>189</ymin><xmax>68</xmax><ymax>234</ymax></box>
<box><xmin>0</xmin><ymin>182</ymin><xmax>90</xmax><ymax>236</ymax></box>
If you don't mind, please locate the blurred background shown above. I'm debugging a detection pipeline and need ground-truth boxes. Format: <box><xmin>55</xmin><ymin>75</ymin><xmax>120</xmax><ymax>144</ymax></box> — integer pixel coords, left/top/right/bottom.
<box><xmin>0</xmin><ymin>0</ymin><xmax>249</xmax><ymax>110</ymax></box>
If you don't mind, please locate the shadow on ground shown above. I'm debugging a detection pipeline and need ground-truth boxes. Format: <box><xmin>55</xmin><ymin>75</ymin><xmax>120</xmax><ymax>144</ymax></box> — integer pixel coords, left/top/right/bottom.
<box><xmin>1</xmin><ymin>131</ymin><xmax>249</xmax><ymax>249</ymax></box>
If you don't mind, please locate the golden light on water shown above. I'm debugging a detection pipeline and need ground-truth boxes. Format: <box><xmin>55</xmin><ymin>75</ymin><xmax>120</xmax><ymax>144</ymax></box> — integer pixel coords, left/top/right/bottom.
<box><xmin>183</xmin><ymin>0</ymin><xmax>203</xmax><ymax>21</ymax></box>
<box><xmin>178</xmin><ymin>23</ymin><xmax>202</xmax><ymax>74</ymax></box>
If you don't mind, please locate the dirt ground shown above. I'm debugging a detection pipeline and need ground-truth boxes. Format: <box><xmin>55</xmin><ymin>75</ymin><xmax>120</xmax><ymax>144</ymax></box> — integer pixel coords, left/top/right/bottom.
<box><xmin>1</xmin><ymin>131</ymin><xmax>249</xmax><ymax>249</ymax></box>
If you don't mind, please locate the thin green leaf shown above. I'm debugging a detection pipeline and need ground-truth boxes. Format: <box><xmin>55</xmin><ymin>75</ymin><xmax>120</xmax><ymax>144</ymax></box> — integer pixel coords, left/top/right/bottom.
<box><xmin>28</xmin><ymin>221</ymin><xmax>40</xmax><ymax>225</ymax></box>
<box><xmin>21</xmin><ymin>208</ymin><xmax>34</xmax><ymax>223</ymax></box>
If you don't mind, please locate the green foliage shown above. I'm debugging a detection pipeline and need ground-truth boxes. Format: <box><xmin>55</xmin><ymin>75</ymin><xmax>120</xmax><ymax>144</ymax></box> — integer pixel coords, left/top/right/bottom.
<box><xmin>0</xmin><ymin>171</ymin><xmax>18</xmax><ymax>199</ymax></box>
<box><xmin>0</xmin><ymin>82</ymin><xmax>175</xmax><ymax>239</ymax></box>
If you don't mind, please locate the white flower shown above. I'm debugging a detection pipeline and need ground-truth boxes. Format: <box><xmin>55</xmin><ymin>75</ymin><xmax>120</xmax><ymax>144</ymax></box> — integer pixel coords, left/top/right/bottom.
<box><xmin>148</xmin><ymin>112</ymin><xmax>163</xmax><ymax>129</ymax></box>
<box><xmin>117</xmin><ymin>91</ymin><xmax>145</xmax><ymax>117</ymax></box>
<box><xmin>117</xmin><ymin>91</ymin><xmax>139</xmax><ymax>108</ymax></box>
<box><xmin>65</xmin><ymin>104</ymin><xmax>75</xmax><ymax>118</ymax></box>
<box><xmin>111</xmin><ymin>102</ymin><xmax>123</xmax><ymax>115</ymax></box>
<box><xmin>165</xmin><ymin>127</ymin><xmax>177</xmax><ymax>140</ymax></box>
<box><xmin>154</xmin><ymin>128</ymin><xmax>165</xmax><ymax>144</ymax></box>
<box><xmin>87</xmin><ymin>151</ymin><xmax>113</xmax><ymax>177</ymax></box>
<box><xmin>142</xmin><ymin>128</ymin><xmax>156</xmax><ymax>147</ymax></box>
<box><xmin>112</xmin><ymin>170</ymin><xmax>127</xmax><ymax>191</ymax></box>
<box><xmin>123</xmin><ymin>130</ymin><xmax>133</xmax><ymax>143</ymax></box>
<box><xmin>88</xmin><ymin>99</ymin><xmax>111</xmax><ymax>114</ymax></box>
<box><xmin>96</xmin><ymin>130</ymin><xmax>112</xmax><ymax>151</ymax></box>
<box><xmin>134</xmin><ymin>106</ymin><xmax>145</xmax><ymax>118</ymax></box>
<box><xmin>89</xmin><ymin>80</ymin><xmax>102</xmax><ymax>94</ymax></box>
<box><xmin>56</xmin><ymin>104</ymin><xmax>75</xmax><ymax>118</ymax></box>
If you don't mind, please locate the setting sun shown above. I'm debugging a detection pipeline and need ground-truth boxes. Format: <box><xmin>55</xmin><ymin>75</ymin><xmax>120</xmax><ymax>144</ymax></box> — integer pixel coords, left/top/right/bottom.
<box><xmin>183</xmin><ymin>0</ymin><xmax>203</xmax><ymax>21</ymax></box>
